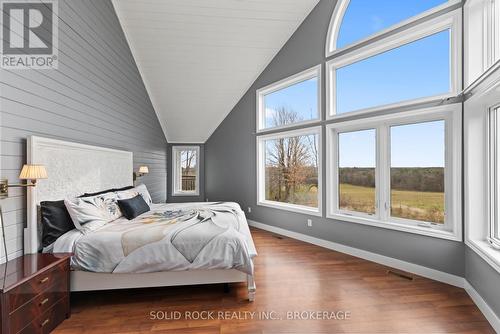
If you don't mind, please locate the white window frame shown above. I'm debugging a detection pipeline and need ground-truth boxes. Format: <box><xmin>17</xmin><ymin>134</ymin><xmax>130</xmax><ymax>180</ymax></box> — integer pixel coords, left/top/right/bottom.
<box><xmin>326</xmin><ymin>10</ymin><xmax>462</xmax><ymax>120</ymax></box>
<box><xmin>488</xmin><ymin>104</ymin><xmax>500</xmax><ymax>249</ymax></box>
<box><xmin>256</xmin><ymin>65</ymin><xmax>321</xmax><ymax>133</ymax></box>
<box><xmin>329</xmin><ymin>126</ymin><xmax>379</xmax><ymax>220</ymax></box>
<box><xmin>171</xmin><ymin>145</ymin><xmax>200</xmax><ymax>197</ymax></box>
<box><xmin>327</xmin><ymin>104</ymin><xmax>462</xmax><ymax>241</ymax></box>
<box><xmin>464</xmin><ymin>68</ymin><xmax>500</xmax><ymax>275</ymax></box>
<box><xmin>256</xmin><ymin>126</ymin><xmax>322</xmax><ymax>216</ymax></box>
<box><xmin>325</xmin><ymin>0</ymin><xmax>460</xmax><ymax>57</ymax></box>
<box><xmin>464</xmin><ymin>0</ymin><xmax>500</xmax><ymax>86</ymax></box>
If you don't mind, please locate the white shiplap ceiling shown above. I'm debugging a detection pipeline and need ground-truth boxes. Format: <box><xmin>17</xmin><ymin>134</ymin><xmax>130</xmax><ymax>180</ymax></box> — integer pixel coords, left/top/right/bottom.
<box><xmin>112</xmin><ymin>0</ymin><xmax>320</xmax><ymax>143</ymax></box>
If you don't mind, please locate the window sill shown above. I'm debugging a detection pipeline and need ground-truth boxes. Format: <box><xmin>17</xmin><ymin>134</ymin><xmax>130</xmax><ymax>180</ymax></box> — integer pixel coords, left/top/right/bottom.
<box><xmin>257</xmin><ymin>200</ymin><xmax>321</xmax><ymax>217</ymax></box>
<box><xmin>466</xmin><ymin>239</ymin><xmax>500</xmax><ymax>275</ymax></box>
<box><xmin>328</xmin><ymin>212</ymin><xmax>461</xmax><ymax>241</ymax></box>
<box><xmin>256</xmin><ymin>119</ymin><xmax>322</xmax><ymax>135</ymax></box>
<box><xmin>172</xmin><ymin>192</ymin><xmax>200</xmax><ymax>197</ymax></box>
<box><xmin>326</xmin><ymin>94</ymin><xmax>455</xmax><ymax>121</ymax></box>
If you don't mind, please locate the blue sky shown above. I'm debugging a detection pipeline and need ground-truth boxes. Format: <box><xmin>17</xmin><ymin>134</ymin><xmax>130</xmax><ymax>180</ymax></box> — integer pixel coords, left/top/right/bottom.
<box><xmin>264</xmin><ymin>78</ymin><xmax>318</xmax><ymax>127</ymax></box>
<box><xmin>339</xmin><ymin>130</ymin><xmax>376</xmax><ymax>168</ymax></box>
<box><xmin>337</xmin><ymin>0</ymin><xmax>447</xmax><ymax>48</ymax></box>
<box><xmin>336</xmin><ymin>30</ymin><xmax>450</xmax><ymax>114</ymax></box>
<box><xmin>391</xmin><ymin>121</ymin><xmax>444</xmax><ymax>168</ymax></box>
<box><xmin>338</xmin><ymin>121</ymin><xmax>445</xmax><ymax>168</ymax></box>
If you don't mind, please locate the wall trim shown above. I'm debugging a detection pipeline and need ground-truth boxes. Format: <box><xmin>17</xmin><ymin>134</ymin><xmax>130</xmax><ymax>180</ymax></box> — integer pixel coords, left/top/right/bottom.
<box><xmin>464</xmin><ymin>281</ymin><xmax>500</xmax><ymax>333</ymax></box>
<box><xmin>248</xmin><ymin>220</ymin><xmax>500</xmax><ymax>331</ymax></box>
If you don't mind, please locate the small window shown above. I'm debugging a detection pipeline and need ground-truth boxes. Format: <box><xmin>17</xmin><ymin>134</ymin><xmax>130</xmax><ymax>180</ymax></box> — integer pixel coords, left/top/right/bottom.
<box><xmin>257</xmin><ymin>66</ymin><xmax>321</xmax><ymax>132</ymax></box>
<box><xmin>489</xmin><ymin>106</ymin><xmax>500</xmax><ymax>248</ymax></box>
<box><xmin>257</xmin><ymin>127</ymin><xmax>321</xmax><ymax>215</ymax></box>
<box><xmin>333</xmin><ymin>30</ymin><xmax>451</xmax><ymax>116</ymax></box>
<box><xmin>338</xmin><ymin>129</ymin><xmax>377</xmax><ymax>216</ymax></box>
<box><xmin>390</xmin><ymin>121</ymin><xmax>445</xmax><ymax>225</ymax></box>
<box><xmin>172</xmin><ymin>146</ymin><xmax>200</xmax><ymax>196</ymax></box>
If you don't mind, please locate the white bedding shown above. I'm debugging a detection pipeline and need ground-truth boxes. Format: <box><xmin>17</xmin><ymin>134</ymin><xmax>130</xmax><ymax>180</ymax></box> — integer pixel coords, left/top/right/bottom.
<box><xmin>50</xmin><ymin>202</ymin><xmax>256</xmax><ymax>275</ymax></box>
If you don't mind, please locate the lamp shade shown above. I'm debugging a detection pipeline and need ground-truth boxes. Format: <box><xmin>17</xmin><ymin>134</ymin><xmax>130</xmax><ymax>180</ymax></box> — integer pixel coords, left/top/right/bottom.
<box><xmin>138</xmin><ymin>166</ymin><xmax>149</xmax><ymax>174</ymax></box>
<box><xmin>19</xmin><ymin>164</ymin><xmax>48</xmax><ymax>180</ymax></box>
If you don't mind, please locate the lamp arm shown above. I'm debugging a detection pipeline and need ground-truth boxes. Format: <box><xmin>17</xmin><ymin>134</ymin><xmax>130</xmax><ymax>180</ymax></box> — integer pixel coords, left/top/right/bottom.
<box><xmin>6</xmin><ymin>183</ymin><xmax>37</xmax><ymax>188</ymax></box>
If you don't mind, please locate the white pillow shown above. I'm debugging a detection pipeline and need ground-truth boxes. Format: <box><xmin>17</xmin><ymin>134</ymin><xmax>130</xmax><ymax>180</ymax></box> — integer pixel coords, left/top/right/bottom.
<box><xmin>135</xmin><ymin>184</ymin><xmax>152</xmax><ymax>204</ymax></box>
<box><xmin>65</xmin><ymin>192</ymin><xmax>121</xmax><ymax>234</ymax></box>
<box><xmin>117</xmin><ymin>184</ymin><xmax>152</xmax><ymax>205</ymax></box>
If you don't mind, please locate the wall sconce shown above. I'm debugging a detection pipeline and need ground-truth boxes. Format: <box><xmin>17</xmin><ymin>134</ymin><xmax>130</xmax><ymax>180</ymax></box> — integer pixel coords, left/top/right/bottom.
<box><xmin>133</xmin><ymin>166</ymin><xmax>149</xmax><ymax>182</ymax></box>
<box><xmin>0</xmin><ymin>164</ymin><xmax>48</xmax><ymax>199</ymax></box>
<box><xmin>0</xmin><ymin>164</ymin><xmax>47</xmax><ymax>264</ymax></box>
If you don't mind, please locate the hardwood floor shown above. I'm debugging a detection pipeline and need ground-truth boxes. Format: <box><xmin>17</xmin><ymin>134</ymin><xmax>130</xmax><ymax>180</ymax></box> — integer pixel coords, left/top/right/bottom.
<box><xmin>54</xmin><ymin>228</ymin><xmax>494</xmax><ymax>333</ymax></box>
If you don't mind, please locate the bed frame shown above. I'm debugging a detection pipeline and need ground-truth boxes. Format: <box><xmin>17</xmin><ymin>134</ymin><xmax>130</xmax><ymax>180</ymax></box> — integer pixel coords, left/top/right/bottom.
<box><xmin>24</xmin><ymin>136</ymin><xmax>256</xmax><ymax>301</ymax></box>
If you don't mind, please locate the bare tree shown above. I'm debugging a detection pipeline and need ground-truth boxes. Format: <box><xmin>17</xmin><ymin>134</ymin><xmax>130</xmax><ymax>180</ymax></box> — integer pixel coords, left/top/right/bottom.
<box><xmin>266</xmin><ymin>107</ymin><xmax>315</xmax><ymax>202</ymax></box>
<box><xmin>182</xmin><ymin>150</ymin><xmax>196</xmax><ymax>176</ymax></box>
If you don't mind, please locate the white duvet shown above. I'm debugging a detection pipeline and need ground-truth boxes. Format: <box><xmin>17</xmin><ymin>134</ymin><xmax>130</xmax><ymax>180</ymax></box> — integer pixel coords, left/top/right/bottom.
<box><xmin>50</xmin><ymin>202</ymin><xmax>257</xmax><ymax>275</ymax></box>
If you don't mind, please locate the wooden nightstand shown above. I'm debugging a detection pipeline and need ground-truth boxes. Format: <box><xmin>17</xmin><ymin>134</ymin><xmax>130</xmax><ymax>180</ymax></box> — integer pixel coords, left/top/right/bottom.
<box><xmin>0</xmin><ymin>253</ymin><xmax>72</xmax><ymax>334</ymax></box>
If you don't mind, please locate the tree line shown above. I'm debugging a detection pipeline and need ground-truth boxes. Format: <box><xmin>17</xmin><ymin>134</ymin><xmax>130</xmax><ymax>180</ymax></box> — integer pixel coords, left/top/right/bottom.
<box><xmin>339</xmin><ymin>167</ymin><xmax>444</xmax><ymax>192</ymax></box>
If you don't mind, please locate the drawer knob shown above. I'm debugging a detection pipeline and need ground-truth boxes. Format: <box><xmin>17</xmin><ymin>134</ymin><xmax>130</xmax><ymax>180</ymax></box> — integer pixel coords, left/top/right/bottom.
<box><xmin>40</xmin><ymin>298</ymin><xmax>49</xmax><ymax>306</ymax></box>
<box><xmin>41</xmin><ymin>318</ymin><xmax>50</xmax><ymax>327</ymax></box>
<box><xmin>40</xmin><ymin>277</ymin><xmax>49</xmax><ymax>284</ymax></box>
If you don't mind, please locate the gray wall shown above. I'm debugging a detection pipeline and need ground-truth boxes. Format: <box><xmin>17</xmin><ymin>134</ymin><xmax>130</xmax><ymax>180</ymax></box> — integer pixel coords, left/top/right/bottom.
<box><xmin>465</xmin><ymin>248</ymin><xmax>500</xmax><ymax>318</ymax></box>
<box><xmin>167</xmin><ymin>143</ymin><xmax>205</xmax><ymax>203</ymax></box>
<box><xmin>0</xmin><ymin>0</ymin><xmax>167</xmax><ymax>260</ymax></box>
<box><xmin>205</xmin><ymin>0</ymin><xmax>465</xmax><ymax>276</ymax></box>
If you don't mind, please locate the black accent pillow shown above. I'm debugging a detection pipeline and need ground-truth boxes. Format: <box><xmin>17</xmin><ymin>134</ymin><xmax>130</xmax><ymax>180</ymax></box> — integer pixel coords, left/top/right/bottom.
<box><xmin>117</xmin><ymin>195</ymin><xmax>150</xmax><ymax>220</ymax></box>
<box><xmin>40</xmin><ymin>200</ymin><xmax>76</xmax><ymax>248</ymax></box>
<box><xmin>79</xmin><ymin>185</ymin><xmax>134</xmax><ymax>198</ymax></box>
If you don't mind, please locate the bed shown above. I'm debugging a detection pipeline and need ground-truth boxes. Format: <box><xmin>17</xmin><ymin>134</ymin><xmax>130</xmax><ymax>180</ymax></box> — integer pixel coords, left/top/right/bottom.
<box><xmin>23</xmin><ymin>136</ymin><xmax>256</xmax><ymax>301</ymax></box>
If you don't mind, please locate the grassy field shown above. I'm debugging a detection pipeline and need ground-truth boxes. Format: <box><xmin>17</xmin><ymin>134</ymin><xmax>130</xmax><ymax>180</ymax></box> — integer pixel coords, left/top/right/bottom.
<box><xmin>266</xmin><ymin>185</ymin><xmax>318</xmax><ymax>208</ymax></box>
<box><xmin>340</xmin><ymin>183</ymin><xmax>444</xmax><ymax>224</ymax></box>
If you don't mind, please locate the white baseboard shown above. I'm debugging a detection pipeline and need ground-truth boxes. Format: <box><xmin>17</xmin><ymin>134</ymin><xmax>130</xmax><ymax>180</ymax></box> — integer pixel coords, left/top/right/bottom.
<box><xmin>248</xmin><ymin>220</ymin><xmax>465</xmax><ymax>287</ymax></box>
<box><xmin>464</xmin><ymin>281</ymin><xmax>500</xmax><ymax>333</ymax></box>
<box><xmin>248</xmin><ymin>220</ymin><xmax>500</xmax><ymax>332</ymax></box>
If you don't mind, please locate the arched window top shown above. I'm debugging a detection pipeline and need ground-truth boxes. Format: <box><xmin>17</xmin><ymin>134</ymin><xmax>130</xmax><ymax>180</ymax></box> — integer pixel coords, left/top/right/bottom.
<box><xmin>326</xmin><ymin>0</ymin><xmax>452</xmax><ymax>56</ymax></box>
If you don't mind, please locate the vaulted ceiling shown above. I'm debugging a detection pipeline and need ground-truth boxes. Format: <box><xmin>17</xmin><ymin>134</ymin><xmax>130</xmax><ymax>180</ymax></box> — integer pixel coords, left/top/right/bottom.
<box><xmin>112</xmin><ymin>0</ymin><xmax>320</xmax><ymax>143</ymax></box>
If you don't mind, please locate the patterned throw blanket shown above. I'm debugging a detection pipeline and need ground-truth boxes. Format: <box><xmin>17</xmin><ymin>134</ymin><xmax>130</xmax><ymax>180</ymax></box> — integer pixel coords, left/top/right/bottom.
<box><xmin>53</xmin><ymin>202</ymin><xmax>256</xmax><ymax>275</ymax></box>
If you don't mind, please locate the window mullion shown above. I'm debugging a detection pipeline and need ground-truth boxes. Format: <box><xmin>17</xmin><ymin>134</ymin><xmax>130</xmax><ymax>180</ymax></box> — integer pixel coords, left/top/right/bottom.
<box><xmin>377</xmin><ymin>124</ymin><xmax>389</xmax><ymax>221</ymax></box>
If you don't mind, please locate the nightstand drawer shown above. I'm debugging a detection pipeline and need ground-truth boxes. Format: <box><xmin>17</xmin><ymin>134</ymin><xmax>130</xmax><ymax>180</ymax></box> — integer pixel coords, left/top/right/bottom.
<box><xmin>17</xmin><ymin>297</ymin><xmax>69</xmax><ymax>334</ymax></box>
<box><xmin>9</xmin><ymin>285</ymin><xmax>68</xmax><ymax>334</ymax></box>
<box><xmin>7</xmin><ymin>261</ymin><xmax>68</xmax><ymax>313</ymax></box>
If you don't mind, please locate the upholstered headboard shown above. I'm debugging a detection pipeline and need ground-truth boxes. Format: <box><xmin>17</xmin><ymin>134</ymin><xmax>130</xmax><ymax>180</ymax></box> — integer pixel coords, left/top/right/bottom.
<box><xmin>25</xmin><ymin>136</ymin><xmax>133</xmax><ymax>254</ymax></box>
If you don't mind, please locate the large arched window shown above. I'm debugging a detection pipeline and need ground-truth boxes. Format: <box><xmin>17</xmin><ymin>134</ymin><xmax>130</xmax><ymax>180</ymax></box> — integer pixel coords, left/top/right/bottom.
<box><xmin>324</xmin><ymin>1</ymin><xmax>463</xmax><ymax>240</ymax></box>
<box><xmin>326</xmin><ymin>6</ymin><xmax>461</xmax><ymax>118</ymax></box>
<box><xmin>326</xmin><ymin>0</ymin><xmax>458</xmax><ymax>56</ymax></box>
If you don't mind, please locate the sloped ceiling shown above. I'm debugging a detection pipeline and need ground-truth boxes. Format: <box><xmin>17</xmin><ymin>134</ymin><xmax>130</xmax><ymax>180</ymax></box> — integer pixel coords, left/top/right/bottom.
<box><xmin>112</xmin><ymin>0</ymin><xmax>320</xmax><ymax>143</ymax></box>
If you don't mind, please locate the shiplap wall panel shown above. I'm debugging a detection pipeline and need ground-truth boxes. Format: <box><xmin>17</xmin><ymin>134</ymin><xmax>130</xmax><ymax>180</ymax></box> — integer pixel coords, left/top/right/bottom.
<box><xmin>0</xmin><ymin>0</ymin><xmax>168</xmax><ymax>262</ymax></box>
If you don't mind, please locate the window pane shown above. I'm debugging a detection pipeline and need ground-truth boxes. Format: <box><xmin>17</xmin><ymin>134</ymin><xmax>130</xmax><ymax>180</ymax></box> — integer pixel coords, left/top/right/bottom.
<box><xmin>337</xmin><ymin>0</ymin><xmax>447</xmax><ymax>49</ymax></box>
<box><xmin>180</xmin><ymin>150</ymin><xmax>197</xmax><ymax>191</ymax></box>
<box><xmin>264</xmin><ymin>77</ymin><xmax>318</xmax><ymax>129</ymax></box>
<box><xmin>336</xmin><ymin>30</ymin><xmax>450</xmax><ymax>114</ymax></box>
<box><xmin>390</xmin><ymin>121</ymin><xmax>445</xmax><ymax>224</ymax></box>
<box><xmin>264</xmin><ymin>133</ymin><xmax>319</xmax><ymax>208</ymax></box>
<box><xmin>338</xmin><ymin>129</ymin><xmax>376</xmax><ymax>215</ymax></box>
